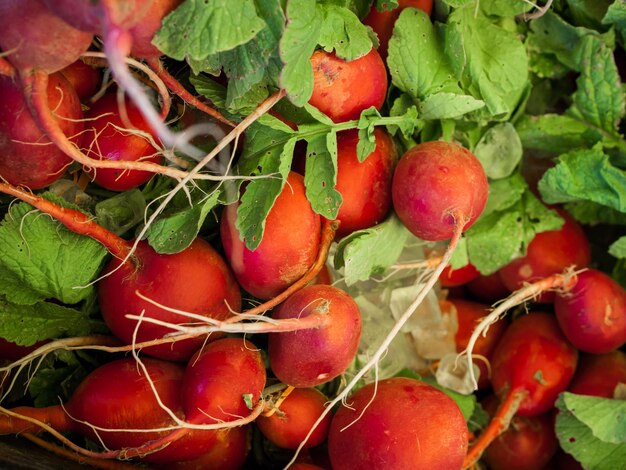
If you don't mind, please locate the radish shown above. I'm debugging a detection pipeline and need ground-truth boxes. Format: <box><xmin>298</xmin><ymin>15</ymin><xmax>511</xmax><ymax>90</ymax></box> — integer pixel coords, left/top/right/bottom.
<box><xmin>392</xmin><ymin>140</ymin><xmax>489</xmax><ymax>241</ymax></box>
<box><xmin>466</xmin><ymin>271</ymin><xmax>510</xmax><ymax>303</ymax></box>
<box><xmin>0</xmin><ymin>182</ymin><xmax>241</xmax><ymax>361</ymax></box>
<box><xmin>59</xmin><ymin>60</ymin><xmax>102</xmax><ymax>102</ymax></box>
<box><xmin>568</xmin><ymin>350</ymin><xmax>626</xmax><ymax>398</ymax></box>
<box><xmin>82</xmin><ymin>91</ymin><xmax>162</xmax><ymax>191</ymax></box>
<box><xmin>498</xmin><ymin>208</ymin><xmax>591</xmax><ymax>302</ymax></box>
<box><xmin>440</xmin><ymin>262</ymin><xmax>480</xmax><ymax>288</ymax></box>
<box><xmin>327</xmin><ymin>378</ymin><xmax>468</xmax><ymax>470</ymax></box>
<box><xmin>256</xmin><ymin>388</ymin><xmax>331</xmax><ymax>449</ymax></box>
<box><xmin>0</xmin><ymin>73</ymin><xmax>83</xmax><ymax>189</ymax></box>
<box><xmin>220</xmin><ymin>172</ymin><xmax>322</xmax><ymax>300</ymax></box>
<box><xmin>268</xmin><ymin>284</ymin><xmax>361</xmax><ymax>388</ymax></box>
<box><xmin>332</xmin><ymin>128</ymin><xmax>397</xmax><ymax>238</ymax></box>
<box><xmin>463</xmin><ymin>312</ymin><xmax>578</xmax><ymax>467</ymax></box>
<box><xmin>554</xmin><ymin>268</ymin><xmax>626</xmax><ymax>353</ymax></box>
<box><xmin>309</xmin><ymin>48</ymin><xmax>388</xmax><ymax>122</ymax></box>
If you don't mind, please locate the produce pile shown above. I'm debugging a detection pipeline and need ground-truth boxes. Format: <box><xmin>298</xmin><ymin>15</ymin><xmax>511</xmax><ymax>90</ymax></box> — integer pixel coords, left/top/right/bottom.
<box><xmin>0</xmin><ymin>0</ymin><xmax>625</xmax><ymax>468</ymax></box>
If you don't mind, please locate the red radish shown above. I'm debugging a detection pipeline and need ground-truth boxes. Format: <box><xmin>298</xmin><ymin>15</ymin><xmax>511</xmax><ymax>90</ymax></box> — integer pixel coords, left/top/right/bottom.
<box><xmin>0</xmin><ymin>358</ymin><xmax>218</xmax><ymax>463</ymax></box>
<box><xmin>464</xmin><ymin>312</ymin><xmax>578</xmax><ymax>467</ymax></box>
<box><xmin>482</xmin><ymin>396</ymin><xmax>558</xmax><ymax>470</ymax></box>
<box><xmin>363</xmin><ymin>0</ymin><xmax>434</xmax><ymax>58</ymax></box>
<box><xmin>309</xmin><ymin>48</ymin><xmax>387</xmax><ymax>122</ymax></box>
<box><xmin>268</xmin><ymin>284</ymin><xmax>361</xmax><ymax>388</ymax></box>
<box><xmin>0</xmin><ymin>0</ymin><xmax>92</xmax><ymax>74</ymax></box>
<box><xmin>129</xmin><ymin>0</ymin><xmax>183</xmax><ymax>59</ymax></box>
<box><xmin>442</xmin><ymin>299</ymin><xmax>507</xmax><ymax>389</ymax></box>
<box><xmin>498</xmin><ymin>208</ymin><xmax>591</xmax><ymax>302</ymax></box>
<box><xmin>99</xmin><ymin>238</ymin><xmax>242</xmax><ymax>361</ymax></box>
<box><xmin>328</xmin><ymin>378</ymin><xmax>468</xmax><ymax>470</ymax></box>
<box><xmin>554</xmin><ymin>268</ymin><xmax>626</xmax><ymax>353</ymax></box>
<box><xmin>0</xmin><ymin>339</ymin><xmax>49</xmax><ymax>362</ymax></box>
<box><xmin>0</xmin><ymin>73</ymin><xmax>82</xmax><ymax>189</ymax></box>
<box><xmin>82</xmin><ymin>92</ymin><xmax>162</xmax><ymax>191</ymax></box>
<box><xmin>289</xmin><ymin>464</ymin><xmax>325</xmax><ymax>470</ymax></box>
<box><xmin>256</xmin><ymin>388</ymin><xmax>331</xmax><ymax>449</ymax></box>
<box><xmin>181</xmin><ymin>337</ymin><xmax>266</xmax><ymax>425</ymax></box>
<box><xmin>568</xmin><ymin>350</ymin><xmax>626</xmax><ymax>398</ymax></box>
<box><xmin>220</xmin><ymin>172</ymin><xmax>321</xmax><ymax>300</ymax></box>
<box><xmin>332</xmin><ymin>128</ymin><xmax>396</xmax><ymax>238</ymax></box>
<box><xmin>467</xmin><ymin>271</ymin><xmax>510</xmax><ymax>303</ymax></box>
<box><xmin>60</xmin><ymin>60</ymin><xmax>102</xmax><ymax>102</ymax></box>
<box><xmin>392</xmin><ymin>140</ymin><xmax>489</xmax><ymax>241</ymax></box>
<box><xmin>440</xmin><ymin>262</ymin><xmax>480</xmax><ymax>288</ymax></box>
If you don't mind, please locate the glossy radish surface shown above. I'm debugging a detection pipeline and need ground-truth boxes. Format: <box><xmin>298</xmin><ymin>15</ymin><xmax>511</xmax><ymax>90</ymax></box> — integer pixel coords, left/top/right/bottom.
<box><xmin>568</xmin><ymin>350</ymin><xmax>626</xmax><ymax>398</ymax></box>
<box><xmin>83</xmin><ymin>92</ymin><xmax>162</xmax><ymax>191</ymax></box>
<box><xmin>440</xmin><ymin>262</ymin><xmax>480</xmax><ymax>288</ymax></box>
<box><xmin>129</xmin><ymin>0</ymin><xmax>183</xmax><ymax>58</ymax></box>
<box><xmin>392</xmin><ymin>140</ymin><xmax>489</xmax><ymax>241</ymax></box>
<box><xmin>308</xmin><ymin>48</ymin><xmax>387</xmax><ymax>122</ymax></box>
<box><xmin>220</xmin><ymin>172</ymin><xmax>321</xmax><ymax>300</ymax></box>
<box><xmin>554</xmin><ymin>268</ymin><xmax>626</xmax><ymax>353</ymax></box>
<box><xmin>328</xmin><ymin>378</ymin><xmax>468</xmax><ymax>470</ymax></box>
<box><xmin>98</xmin><ymin>238</ymin><xmax>241</xmax><ymax>361</ymax></box>
<box><xmin>60</xmin><ymin>60</ymin><xmax>101</xmax><ymax>102</ymax></box>
<box><xmin>268</xmin><ymin>284</ymin><xmax>361</xmax><ymax>388</ymax></box>
<box><xmin>0</xmin><ymin>73</ymin><xmax>82</xmax><ymax>189</ymax></box>
<box><xmin>333</xmin><ymin>128</ymin><xmax>396</xmax><ymax>238</ymax></box>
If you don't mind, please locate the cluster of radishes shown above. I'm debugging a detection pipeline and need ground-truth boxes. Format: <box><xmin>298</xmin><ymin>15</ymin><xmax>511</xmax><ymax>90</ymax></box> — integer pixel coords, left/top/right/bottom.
<box><xmin>0</xmin><ymin>0</ymin><xmax>623</xmax><ymax>469</ymax></box>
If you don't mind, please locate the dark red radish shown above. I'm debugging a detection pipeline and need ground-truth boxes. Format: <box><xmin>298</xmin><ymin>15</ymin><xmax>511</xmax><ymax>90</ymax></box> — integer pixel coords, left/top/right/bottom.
<box><xmin>498</xmin><ymin>209</ymin><xmax>591</xmax><ymax>303</ymax></box>
<box><xmin>0</xmin><ymin>73</ymin><xmax>82</xmax><ymax>189</ymax></box>
<box><xmin>328</xmin><ymin>378</ymin><xmax>468</xmax><ymax>470</ymax></box>
<box><xmin>99</xmin><ymin>238</ymin><xmax>242</xmax><ymax>361</ymax></box>
<box><xmin>568</xmin><ymin>350</ymin><xmax>626</xmax><ymax>398</ymax></box>
<box><xmin>391</xmin><ymin>140</ymin><xmax>489</xmax><ymax>241</ymax></box>
<box><xmin>308</xmin><ymin>48</ymin><xmax>387</xmax><ymax>123</ymax></box>
<box><xmin>220</xmin><ymin>172</ymin><xmax>321</xmax><ymax>300</ymax></box>
<box><xmin>256</xmin><ymin>388</ymin><xmax>331</xmax><ymax>449</ymax></box>
<box><xmin>268</xmin><ymin>284</ymin><xmax>361</xmax><ymax>388</ymax></box>
<box><xmin>332</xmin><ymin>128</ymin><xmax>396</xmax><ymax>238</ymax></box>
<box><xmin>467</xmin><ymin>271</ymin><xmax>511</xmax><ymax>304</ymax></box>
<box><xmin>440</xmin><ymin>262</ymin><xmax>480</xmax><ymax>288</ymax></box>
<box><xmin>441</xmin><ymin>299</ymin><xmax>507</xmax><ymax>389</ymax></box>
<box><xmin>60</xmin><ymin>60</ymin><xmax>102</xmax><ymax>102</ymax></box>
<box><xmin>289</xmin><ymin>464</ymin><xmax>325</xmax><ymax>470</ymax></box>
<box><xmin>82</xmin><ymin>92</ymin><xmax>162</xmax><ymax>191</ymax></box>
<box><xmin>554</xmin><ymin>268</ymin><xmax>626</xmax><ymax>354</ymax></box>
<box><xmin>181</xmin><ymin>337</ymin><xmax>266</xmax><ymax>425</ymax></box>
<box><xmin>363</xmin><ymin>0</ymin><xmax>433</xmax><ymax>58</ymax></box>
<box><xmin>129</xmin><ymin>0</ymin><xmax>183</xmax><ymax>58</ymax></box>
<box><xmin>0</xmin><ymin>0</ymin><xmax>92</xmax><ymax>74</ymax></box>
<box><xmin>464</xmin><ymin>312</ymin><xmax>578</xmax><ymax>468</ymax></box>
<box><xmin>0</xmin><ymin>338</ymin><xmax>49</xmax><ymax>362</ymax></box>
<box><xmin>0</xmin><ymin>358</ymin><xmax>218</xmax><ymax>463</ymax></box>
<box><xmin>482</xmin><ymin>396</ymin><xmax>558</xmax><ymax>470</ymax></box>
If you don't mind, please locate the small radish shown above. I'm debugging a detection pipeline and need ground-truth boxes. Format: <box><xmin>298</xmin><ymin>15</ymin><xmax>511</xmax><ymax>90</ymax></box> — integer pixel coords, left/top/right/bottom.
<box><xmin>554</xmin><ymin>268</ymin><xmax>626</xmax><ymax>354</ymax></box>
<box><xmin>498</xmin><ymin>208</ymin><xmax>591</xmax><ymax>302</ymax></box>
<box><xmin>568</xmin><ymin>350</ymin><xmax>626</xmax><ymax>398</ymax></box>
<box><xmin>466</xmin><ymin>271</ymin><xmax>510</xmax><ymax>304</ymax></box>
<box><xmin>82</xmin><ymin>92</ymin><xmax>162</xmax><ymax>191</ymax></box>
<box><xmin>0</xmin><ymin>73</ymin><xmax>82</xmax><ymax>189</ymax></box>
<box><xmin>332</xmin><ymin>128</ymin><xmax>397</xmax><ymax>238</ymax></box>
<box><xmin>328</xmin><ymin>378</ymin><xmax>468</xmax><ymax>470</ymax></box>
<box><xmin>60</xmin><ymin>60</ymin><xmax>102</xmax><ymax>102</ymax></box>
<box><xmin>256</xmin><ymin>388</ymin><xmax>331</xmax><ymax>449</ymax></box>
<box><xmin>440</xmin><ymin>262</ymin><xmax>480</xmax><ymax>288</ymax></box>
<box><xmin>309</xmin><ymin>48</ymin><xmax>387</xmax><ymax>122</ymax></box>
<box><xmin>268</xmin><ymin>284</ymin><xmax>361</xmax><ymax>388</ymax></box>
<box><xmin>392</xmin><ymin>140</ymin><xmax>489</xmax><ymax>241</ymax></box>
<box><xmin>220</xmin><ymin>172</ymin><xmax>321</xmax><ymax>300</ymax></box>
<box><xmin>464</xmin><ymin>312</ymin><xmax>578</xmax><ymax>467</ymax></box>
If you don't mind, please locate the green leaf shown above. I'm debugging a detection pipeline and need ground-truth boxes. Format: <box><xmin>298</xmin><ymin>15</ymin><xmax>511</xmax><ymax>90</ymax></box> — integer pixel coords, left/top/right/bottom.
<box><xmin>556</xmin><ymin>392</ymin><xmax>626</xmax><ymax>469</ymax></box>
<box><xmin>566</xmin><ymin>0</ymin><xmax>613</xmax><ymax>30</ymax></box>
<box><xmin>95</xmin><ymin>189</ymin><xmax>146</xmax><ymax>236</ymax></box>
<box><xmin>146</xmin><ymin>191</ymin><xmax>220</xmax><ymax>254</ymax></box>
<box><xmin>279</xmin><ymin>0</ymin><xmax>323</xmax><ymax>106</ymax></box>
<box><xmin>318</xmin><ymin>4</ymin><xmax>373</xmax><ymax>60</ymax></box>
<box><xmin>610</xmin><ymin>236</ymin><xmax>626</xmax><ymax>259</ymax></box>
<box><xmin>388</xmin><ymin>8</ymin><xmax>459</xmax><ymax>100</ymax></box>
<box><xmin>375</xmin><ymin>0</ymin><xmax>398</xmax><ymax>11</ymax></box>
<box><xmin>0</xmin><ymin>297</ymin><xmax>107</xmax><ymax>346</ymax></box>
<box><xmin>418</xmin><ymin>93</ymin><xmax>485</xmax><ymax>120</ymax></box>
<box><xmin>569</xmin><ymin>35</ymin><xmax>625</xmax><ymax>134</ymax></box>
<box><xmin>334</xmin><ymin>215</ymin><xmax>411</xmax><ymax>285</ymax></box>
<box><xmin>304</xmin><ymin>132</ymin><xmax>342</xmax><ymax>219</ymax></box>
<box><xmin>0</xmin><ymin>198</ymin><xmax>108</xmax><ymax>305</ymax></box>
<box><xmin>603</xmin><ymin>0</ymin><xmax>626</xmax><ymax>46</ymax></box>
<box><xmin>538</xmin><ymin>146</ymin><xmax>626</xmax><ymax>211</ymax></box>
<box><xmin>565</xmin><ymin>201</ymin><xmax>626</xmax><ymax>226</ymax></box>
<box><xmin>473</xmin><ymin>123</ymin><xmax>522</xmax><ymax>179</ymax></box>
<box><xmin>516</xmin><ymin>114</ymin><xmax>603</xmax><ymax>153</ymax></box>
<box><xmin>153</xmin><ymin>0</ymin><xmax>267</xmax><ymax>61</ymax></box>
<box><xmin>444</xmin><ymin>7</ymin><xmax>528</xmax><ymax>119</ymax></box>
<box><xmin>449</xmin><ymin>237</ymin><xmax>469</xmax><ymax>269</ymax></box>
<box><xmin>480</xmin><ymin>0</ymin><xmax>533</xmax><ymax>17</ymax></box>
